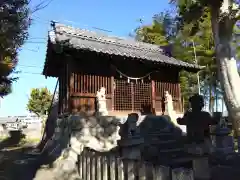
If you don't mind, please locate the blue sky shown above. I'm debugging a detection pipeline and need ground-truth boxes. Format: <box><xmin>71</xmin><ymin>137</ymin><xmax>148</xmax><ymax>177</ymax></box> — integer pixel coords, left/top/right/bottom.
<box><xmin>0</xmin><ymin>0</ymin><xmax>170</xmax><ymax>116</ymax></box>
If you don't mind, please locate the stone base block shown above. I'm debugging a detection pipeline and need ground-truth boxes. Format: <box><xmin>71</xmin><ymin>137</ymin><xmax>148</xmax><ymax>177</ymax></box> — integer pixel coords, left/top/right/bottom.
<box><xmin>193</xmin><ymin>157</ymin><xmax>210</xmax><ymax>179</ymax></box>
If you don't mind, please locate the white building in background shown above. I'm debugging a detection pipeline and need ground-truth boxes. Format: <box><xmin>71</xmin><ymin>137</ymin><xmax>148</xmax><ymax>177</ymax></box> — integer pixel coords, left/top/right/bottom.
<box><xmin>0</xmin><ymin>114</ymin><xmax>42</xmax><ymax>131</ymax></box>
<box><xmin>16</xmin><ymin>115</ymin><xmax>41</xmax><ymax>124</ymax></box>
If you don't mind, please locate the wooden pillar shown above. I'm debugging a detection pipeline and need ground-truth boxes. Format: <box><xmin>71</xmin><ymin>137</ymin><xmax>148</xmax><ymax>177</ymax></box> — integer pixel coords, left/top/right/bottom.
<box><xmin>96</xmin><ymin>155</ymin><xmax>101</xmax><ymax>180</ymax></box>
<box><xmin>78</xmin><ymin>154</ymin><xmax>82</xmax><ymax>178</ymax></box>
<box><xmin>109</xmin><ymin>155</ymin><xmax>115</xmax><ymax>180</ymax></box>
<box><xmin>66</xmin><ymin>55</ymin><xmax>72</xmax><ymax>113</ymax></box>
<box><xmin>63</xmin><ymin>59</ymin><xmax>67</xmax><ymax>113</ymax></box>
<box><xmin>90</xmin><ymin>152</ymin><xmax>96</xmax><ymax>180</ymax></box>
<box><xmin>69</xmin><ymin>73</ymin><xmax>75</xmax><ymax>113</ymax></box>
<box><xmin>123</xmin><ymin>159</ymin><xmax>128</xmax><ymax>180</ymax></box>
<box><xmin>146</xmin><ymin>163</ymin><xmax>153</xmax><ymax>180</ymax></box>
<box><xmin>127</xmin><ymin>160</ymin><xmax>135</xmax><ymax>180</ymax></box>
<box><xmin>138</xmin><ymin>162</ymin><xmax>146</xmax><ymax>180</ymax></box>
<box><xmin>111</xmin><ymin>76</ymin><xmax>115</xmax><ymax>111</ymax></box>
<box><xmin>178</xmin><ymin>83</ymin><xmax>183</xmax><ymax>112</ymax></box>
<box><xmin>117</xmin><ymin>158</ymin><xmax>124</xmax><ymax>180</ymax></box>
<box><xmin>151</xmin><ymin>80</ymin><xmax>156</xmax><ymax>114</ymax></box>
<box><xmin>155</xmin><ymin>165</ymin><xmax>170</xmax><ymax>180</ymax></box>
<box><xmin>86</xmin><ymin>152</ymin><xmax>91</xmax><ymax>180</ymax></box>
<box><xmin>131</xmin><ymin>83</ymin><xmax>134</xmax><ymax>112</ymax></box>
<box><xmin>83</xmin><ymin>151</ymin><xmax>87</xmax><ymax>180</ymax></box>
<box><xmin>59</xmin><ymin>56</ymin><xmax>68</xmax><ymax>114</ymax></box>
<box><xmin>102</xmin><ymin>156</ymin><xmax>108</xmax><ymax>180</ymax></box>
<box><xmin>58</xmin><ymin>77</ymin><xmax>62</xmax><ymax>114</ymax></box>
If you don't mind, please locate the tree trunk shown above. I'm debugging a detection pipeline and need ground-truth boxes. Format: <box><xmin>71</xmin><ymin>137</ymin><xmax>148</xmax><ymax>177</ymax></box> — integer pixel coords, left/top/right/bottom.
<box><xmin>215</xmin><ymin>86</ymin><xmax>218</xmax><ymax>112</ymax></box>
<box><xmin>211</xmin><ymin>7</ymin><xmax>240</xmax><ymax>135</ymax></box>
<box><xmin>209</xmin><ymin>85</ymin><xmax>212</xmax><ymax>112</ymax></box>
<box><xmin>216</xmin><ymin>44</ymin><xmax>240</xmax><ymax>135</ymax></box>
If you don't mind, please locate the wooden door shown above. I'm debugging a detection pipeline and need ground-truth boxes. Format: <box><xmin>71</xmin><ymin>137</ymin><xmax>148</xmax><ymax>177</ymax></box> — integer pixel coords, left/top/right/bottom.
<box><xmin>70</xmin><ymin>94</ymin><xmax>96</xmax><ymax>113</ymax></box>
<box><xmin>132</xmin><ymin>82</ymin><xmax>151</xmax><ymax>111</ymax></box>
<box><xmin>114</xmin><ymin>80</ymin><xmax>132</xmax><ymax>111</ymax></box>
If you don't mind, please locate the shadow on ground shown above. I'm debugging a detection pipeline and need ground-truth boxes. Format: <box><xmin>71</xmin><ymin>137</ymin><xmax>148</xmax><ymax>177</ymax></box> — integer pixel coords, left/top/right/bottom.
<box><xmin>1</xmin><ymin>105</ymin><xmax>239</xmax><ymax>180</ymax></box>
<box><xmin>0</xmin><ymin>108</ymin><xmax>189</xmax><ymax>180</ymax></box>
<box><xmin>0</xmin><ymin>131</ymin><xmax>26</xmax><ymax>150</ymax></box>
<box><xmin>0</xmin><ymin>131</ymin><xmax>35</xmax><ymax>179</ymax></box>
<box><xmin>0</xmin><ymin>144</ymin><xmax>59</xmax><ymax>180</ymax></box>
<box><xmin>0</xmin><ymin>129</ymin><xmax>57</xmax><ymax>180</ymax></box>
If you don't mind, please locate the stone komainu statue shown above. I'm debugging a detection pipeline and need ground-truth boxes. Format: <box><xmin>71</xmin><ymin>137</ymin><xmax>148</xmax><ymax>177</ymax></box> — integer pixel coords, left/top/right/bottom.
<box><xmin>96</xmin><ymin>87</ymin><xmax>108</xmax><ymax>115</ymax></box>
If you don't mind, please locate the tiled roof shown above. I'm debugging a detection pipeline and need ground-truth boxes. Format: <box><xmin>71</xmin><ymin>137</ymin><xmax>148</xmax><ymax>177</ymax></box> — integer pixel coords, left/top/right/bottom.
<box><xmin>47</xmin><ymin>23</ymin><xmax>201</xmax><ymax>70</ymax></box>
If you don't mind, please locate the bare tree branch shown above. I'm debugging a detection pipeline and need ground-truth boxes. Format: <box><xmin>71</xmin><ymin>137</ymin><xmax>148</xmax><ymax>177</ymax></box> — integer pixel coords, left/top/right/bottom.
<box><xmin>30</xmin><ymin>0</ymin><xmax>54</xmax><ymax>14</ymax></box>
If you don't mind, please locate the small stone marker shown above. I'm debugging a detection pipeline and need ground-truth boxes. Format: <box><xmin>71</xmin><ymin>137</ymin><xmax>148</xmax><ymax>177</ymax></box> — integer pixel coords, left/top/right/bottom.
<box><xmin>193</xmin><ymin>157</ymin><xmax>210</xmax><ymax>179</ymax></box>
<box><xmin>172</xmin><ymin>168</ymin><xmax>194</xmax><ymax>180</ymax></box>
<box><xmin>214</xmin><ymin>117</ymin><xmax>234</xmax><ymax>154</ymax></box>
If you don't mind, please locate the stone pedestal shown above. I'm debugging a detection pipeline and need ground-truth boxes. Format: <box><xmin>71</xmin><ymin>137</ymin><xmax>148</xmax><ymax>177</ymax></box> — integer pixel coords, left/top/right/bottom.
<box><xmin>193</xmin><ymin>157</ymin><xmax>210</xmax><ymax>179</ymax></box>
<box><xmin>210</xmin><ymin>125</ymin><xmax>217</xmax><ymax>147</ymax></box>
<box><xmin>117</xmin><ymin>113</ymin><xmax>144</xmax><ymax>160</ymax></box>
<box><xmin>237</xmin><ymin>137</ymin><xmax>240</xmax><ymax>152</ymax></box>
<box><xmin>215</xmin><ymin>127</ymin><xmax>234</xmax><ymax>154</ymax></box>
<box><xmin>118</xmin><ymin>137</ymin><xmax>144</xmax><ymax>160</ymax></box>
<box><xmin>172</xmin><ymin>168</ymin><xmax>194</xmax><ymax>180</ymax></box>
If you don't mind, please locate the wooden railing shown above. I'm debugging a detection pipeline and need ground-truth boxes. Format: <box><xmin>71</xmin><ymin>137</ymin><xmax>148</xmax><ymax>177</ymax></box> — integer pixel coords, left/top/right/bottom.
<box><xmin>77</xmin><ymin>149</ymin><xmax>194</xmax><ymax>180</ymax></box>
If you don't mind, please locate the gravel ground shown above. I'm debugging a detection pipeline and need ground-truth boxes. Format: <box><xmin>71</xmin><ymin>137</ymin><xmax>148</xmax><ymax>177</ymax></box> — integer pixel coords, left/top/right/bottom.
<box><xmin>209</xmin><ymin>153</ymin><xmax>240</xmax><ymax>180</ymax></box>
<box><xmin>1</xmin><ymin>146</ymin><xmax>240</xmax><ymax>180</ymax></box>
<box><xmin>0</xmin><ymin>148</ymin><xmax>56</xmax><ymax>180</ymax></box>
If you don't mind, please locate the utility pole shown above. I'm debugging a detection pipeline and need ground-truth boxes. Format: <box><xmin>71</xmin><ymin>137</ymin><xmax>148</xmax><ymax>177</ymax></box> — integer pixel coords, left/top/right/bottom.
<box><xmin>192</xmin><ymin>40</ymin><xmax>201</xmax><ymax>94</ymax></box>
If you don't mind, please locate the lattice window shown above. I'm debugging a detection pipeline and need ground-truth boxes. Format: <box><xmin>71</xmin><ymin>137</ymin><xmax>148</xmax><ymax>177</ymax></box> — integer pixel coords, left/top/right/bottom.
<box><xmin>114</xmin><ymin>80</ymin><xmax>151</xmax><ymax>111</ymax></box>
<box><xmin>155</xmin><ymin>81</ymin><xmax>182</xmax><ymax>112</ymax></box>
<box><xmin>155</xmin><ymin>82</ymin><xmax>179</xmax><ymax>98</ymax></box>
<box><xmin>133</xmin><ymin>82</ymin><xmax>151</xmax><ymax>111</ymax></box>
<box><xmin>114</xmin><ymin>80</ymin><xmax>132</xmax><ymax>110</ymax></box>
<box><xmin>72</xmin><ymin>73</ymin><xmax>111</xmax><ymax>94</ymax></box>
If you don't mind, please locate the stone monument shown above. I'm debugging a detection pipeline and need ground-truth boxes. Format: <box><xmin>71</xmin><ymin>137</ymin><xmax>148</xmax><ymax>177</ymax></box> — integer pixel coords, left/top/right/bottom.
<box><xmin>96</xmin><ymin>87</ymin><xmax>108</xmax><ymax>116</ymax></box>
<box><xmin>118</xmin><ymin>113</ymin><xmax>143</xmax><ymax>160</ymax></box>
<box><xmin>177</xmin><ymin>94</ymin><xmax>217</xmax><ymax>179</ymax></box>
<box><xmin>177</xmin><ymin>94</ymin><xmax>216</xmax><ymax>154</ymax></box>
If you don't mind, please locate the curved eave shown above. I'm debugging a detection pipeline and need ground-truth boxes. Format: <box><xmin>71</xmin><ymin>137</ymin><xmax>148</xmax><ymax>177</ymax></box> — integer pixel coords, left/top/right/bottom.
<box><xmin>43</xmin><ymin>42</ymin><xmax>203</xmax><ymax>77</ymax></box>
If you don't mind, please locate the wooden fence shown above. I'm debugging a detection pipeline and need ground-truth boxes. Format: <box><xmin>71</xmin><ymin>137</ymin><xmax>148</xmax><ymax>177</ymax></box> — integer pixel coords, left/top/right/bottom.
<box><xmin>77</xmin><ymin>149</ymin><xmax>194</xmax><ymax>180</ymax></box>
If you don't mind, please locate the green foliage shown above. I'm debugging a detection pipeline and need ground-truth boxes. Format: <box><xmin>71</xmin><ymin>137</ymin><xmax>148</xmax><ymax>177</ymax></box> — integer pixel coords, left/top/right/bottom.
<box><xmin>27</xmin><ymin>87</ymin><xmax>53</xmax><ymax>117</ymax></box>
<box><xmin>171</xmin><ymin>0</ymin><xmax>240</xmax><ymax>39</ymax></box>
<box><xmin>135</xmin><ymin>2</ymin><xmax>240</xmax><ymax>110</ymax></box>
<box><xmin>179</xmin><ymin>9</ymin><xmax>218</xmax><ymax>99</ymax></box>
<box><xmin>171</xmin><ymin>0</ymin><xmax>223</xmax><ymax>25</ymax></box>
<box><xmin>134</xmin><ymin>11</ymin><xmax>218</xmax><ymax>109</ymax></box>
<box><xmin>135</xmin><ymin>14</ymin><xmax>170</xmax><ymax>45</ymax></box>
<box><xmin>0</xmin><ymin>0</ymin><xmax>31</xmax><ymax>96</ymax></box>
<box><xmin>171</xmin><ymin>0</ymin><xmax>240</xmax><ymax>111</ymax></box>
<box><xmin>232</xmin><ymin>24</ymin><xmax>240</xmax><ymax>60</ymax></box>
<box><xmin>135</xmin><ymin>20</ymin><xmax>169</xmax><ymax>46</ymax></box>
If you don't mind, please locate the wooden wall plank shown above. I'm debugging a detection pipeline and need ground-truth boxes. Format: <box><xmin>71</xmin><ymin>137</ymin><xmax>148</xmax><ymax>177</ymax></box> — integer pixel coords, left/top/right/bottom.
<box><xmin>67</xmin><ymin>72</ymin><xmax>182</xmax><ymax>113</ymax></box>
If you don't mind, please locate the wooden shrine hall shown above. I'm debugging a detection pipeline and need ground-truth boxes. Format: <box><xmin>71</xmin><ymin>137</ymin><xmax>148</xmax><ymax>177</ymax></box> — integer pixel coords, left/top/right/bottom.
<box><xmin>43</xmin><ymin>22</ymin><xmax>201</xmax><ymax>116</ymax></box>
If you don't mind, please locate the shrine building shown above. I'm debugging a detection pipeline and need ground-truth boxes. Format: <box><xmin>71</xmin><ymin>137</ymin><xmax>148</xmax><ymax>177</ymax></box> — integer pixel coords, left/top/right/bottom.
<box><xmin>43</xmin><ymin>22</ymin><xmax>201</xmax><ymax>116</ymax></box>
